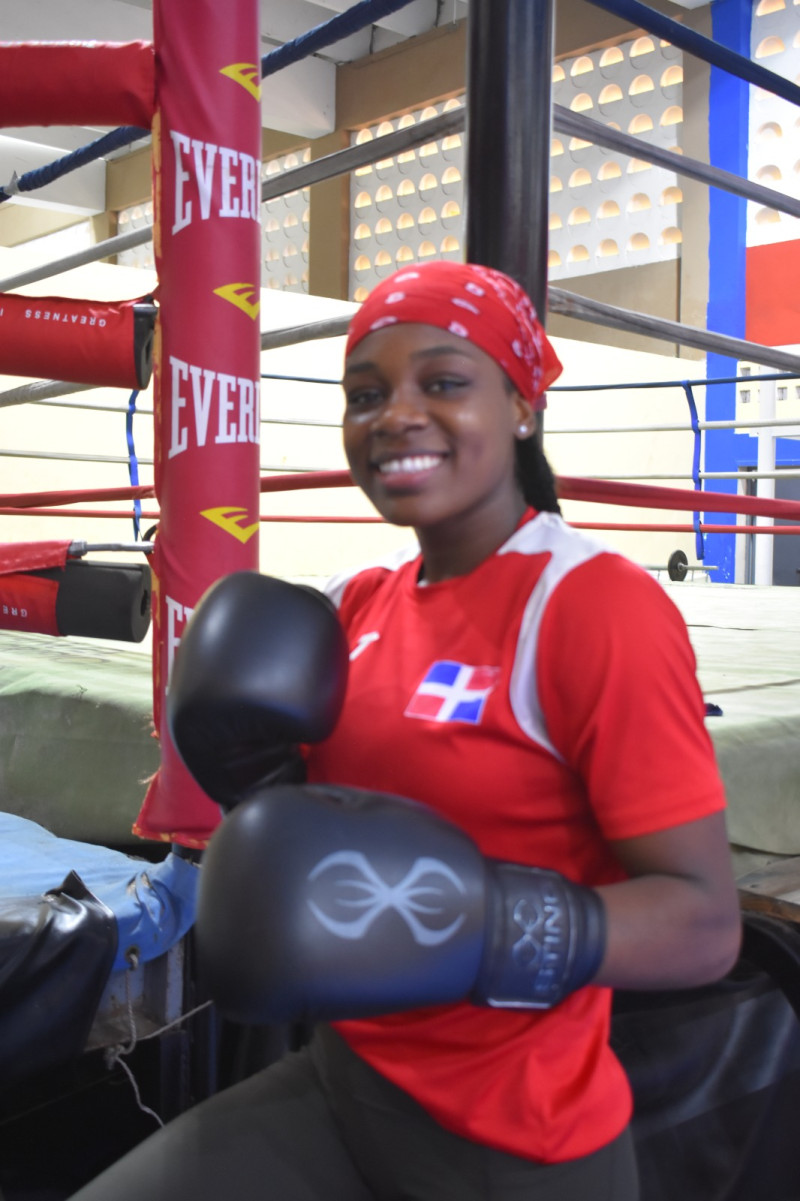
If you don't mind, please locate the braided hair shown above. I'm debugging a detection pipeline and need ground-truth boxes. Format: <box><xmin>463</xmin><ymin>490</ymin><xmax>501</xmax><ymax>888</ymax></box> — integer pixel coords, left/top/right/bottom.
<box><xmin>515</xmin><ymin>434</ymin><xmax>561</xmax><ymax>515</ymax></box>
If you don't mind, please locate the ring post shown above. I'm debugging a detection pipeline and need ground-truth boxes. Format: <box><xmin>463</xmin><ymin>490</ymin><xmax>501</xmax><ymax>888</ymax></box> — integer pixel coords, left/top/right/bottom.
<box><xmin>134</xmin><ymin>0</ymin><xmax>262</xmax><ymax>847</ymax></box>
<box><xmin>465</xmin><ymin>0</ymin><xmax>555</xmax><ymax>439</ymax></box>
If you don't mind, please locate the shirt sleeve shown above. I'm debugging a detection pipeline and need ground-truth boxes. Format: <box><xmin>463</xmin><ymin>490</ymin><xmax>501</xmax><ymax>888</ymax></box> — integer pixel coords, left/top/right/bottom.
<box><xmin>537</xmin><ymin>553</ymin><xmax>727</xmax><ymax>841</ymax></box>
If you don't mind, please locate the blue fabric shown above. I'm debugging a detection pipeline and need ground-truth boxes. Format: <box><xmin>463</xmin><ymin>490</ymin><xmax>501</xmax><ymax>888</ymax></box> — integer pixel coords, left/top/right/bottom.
<box><xmin>126</xmin><ymin>389</ymin><xmax>142</xmax><ymax>541</ymax></box>
<box><xmin>681</xmin><ymin>382</ymin><xmax>705</xmax><ymax>563</ymax></box>
<box><xmin>0</xmin><ymin>813</ymin><xmax>198</xmax><ymax>972</ymax></box>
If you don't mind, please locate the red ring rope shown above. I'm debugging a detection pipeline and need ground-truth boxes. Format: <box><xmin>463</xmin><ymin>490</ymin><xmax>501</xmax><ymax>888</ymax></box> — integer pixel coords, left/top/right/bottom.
<box><xmin>4</xmin><ymin>508</ymin><xmax>800</xmax><ymax>535</ymax></box>
<box><xmin>3</xmin><ymin>473</ymin><xmax>800</xmax><ymax>521</ymax></box>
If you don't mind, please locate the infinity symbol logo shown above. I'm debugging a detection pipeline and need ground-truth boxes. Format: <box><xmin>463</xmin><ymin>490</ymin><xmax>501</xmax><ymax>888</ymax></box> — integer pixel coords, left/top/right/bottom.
<box><xmin>307</xmin><ymin>851</ymin><xmax>467</xmax><ymax>946</ymax></box>
<box><xmin>511</xmin><ymin>891</ymin><xmax>562</xmax><ymax>971</ymax></box>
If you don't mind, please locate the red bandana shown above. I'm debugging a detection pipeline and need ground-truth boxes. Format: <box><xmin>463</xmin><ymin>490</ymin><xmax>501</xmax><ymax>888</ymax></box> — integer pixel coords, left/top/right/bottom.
<box><xmin>345</xmin><ymin>261</ymin><xmax>563</xmax><ymax>409</ymax></box>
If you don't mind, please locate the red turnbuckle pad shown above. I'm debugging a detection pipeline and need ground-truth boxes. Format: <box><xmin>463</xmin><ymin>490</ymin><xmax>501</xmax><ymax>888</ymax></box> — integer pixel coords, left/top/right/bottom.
<box><xmin>0</xmin><ymin>295</ymin><xmax>156</xmax><ymax>389</ymax></box>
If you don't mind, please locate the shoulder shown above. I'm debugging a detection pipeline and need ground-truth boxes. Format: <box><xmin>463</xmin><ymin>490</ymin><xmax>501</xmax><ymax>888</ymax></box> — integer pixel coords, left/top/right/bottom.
<box><xmin>535</xmin><ymin>545</ymin><xmax>710</xmax><ymax>771</ymax></box>
<box><xmin>529</xmin><ymin>543</ymin><xmax>723</xmax><ymax>838</ymax></box>
<box><xmin>543</xmin><ymin>548</ymin><xmax>692</xmax><ymax>653</ymax></box>
<box><xmin>500</xmin><ymin>512</ymin><xmax>684</xmax><ymax>634</ymax></box>
<box><xmin>507</xmin><ymin>520</ymin><xmax>702</xmax><ymax>751</ymax></box>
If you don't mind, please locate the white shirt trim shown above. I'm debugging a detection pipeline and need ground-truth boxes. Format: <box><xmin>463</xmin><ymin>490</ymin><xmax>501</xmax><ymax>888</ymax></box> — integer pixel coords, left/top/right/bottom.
<box><xmin>324</xmin><ymin>543</ymin><xmax>419</xmax><ymax>609</ymax></box>
<box><xmin>501</xmin><ymin>514</ymin><xmax>617</xmax><ymax>759</ymax></box>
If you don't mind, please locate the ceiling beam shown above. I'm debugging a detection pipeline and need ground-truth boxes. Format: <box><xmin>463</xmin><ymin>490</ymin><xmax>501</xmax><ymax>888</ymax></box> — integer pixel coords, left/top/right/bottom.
<box><xmin>261</xmin><ymin>58</ymin><xmax>337</xmax><ymax>139</ymax></box>
<box><xmin>306</xmin><ymin>0</ymin><xmax>442</xmax><ymax>39</ymax></box>
<box><xmin>0</xmin><ymin>0</ymin><xmax>150</xmax><ymax>42</ymax></box>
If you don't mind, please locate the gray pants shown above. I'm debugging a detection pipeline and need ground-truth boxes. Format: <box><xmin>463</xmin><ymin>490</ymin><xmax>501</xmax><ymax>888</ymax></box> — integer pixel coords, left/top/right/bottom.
<box><xmin>68</xmin><ymin>1026</ymin><xmax>640</xmax><ymax>1201</ymax></box>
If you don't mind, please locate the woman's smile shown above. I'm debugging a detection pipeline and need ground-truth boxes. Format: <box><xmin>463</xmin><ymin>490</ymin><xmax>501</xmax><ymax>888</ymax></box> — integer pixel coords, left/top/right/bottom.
<box><xmin>374</xmin><ymin>452</ymin><xmax>447</xmax><ymax>477</ymax></box>
<box><xmin>370</xmin><ymin>449</ymin><xmax>449</xmax><ymax>490</ymax></box>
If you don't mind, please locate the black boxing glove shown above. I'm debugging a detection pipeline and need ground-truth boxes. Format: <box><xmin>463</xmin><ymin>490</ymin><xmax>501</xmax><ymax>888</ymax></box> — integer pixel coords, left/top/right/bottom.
<box><xmin>195</xmin><ymin>783</ymin><xmax>606</xmax><ymax>1024</ymax></box>
<box><xmin>167</xmin><ymin>573</ymin><xmax>348</xmax><ymax>809</ymax></box>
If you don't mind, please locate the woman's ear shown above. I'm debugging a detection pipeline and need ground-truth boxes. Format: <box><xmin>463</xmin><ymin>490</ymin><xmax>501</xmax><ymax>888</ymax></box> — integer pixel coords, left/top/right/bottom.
<box><xmin>512</xmin><ymin>393</ymin><xmax>535</xmax><ymax>440</ymax></box>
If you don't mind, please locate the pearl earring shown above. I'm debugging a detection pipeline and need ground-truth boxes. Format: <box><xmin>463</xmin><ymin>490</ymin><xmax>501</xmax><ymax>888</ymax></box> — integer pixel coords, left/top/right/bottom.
<box><xmin>517</xmin><ymin>423</ymin><xmax>529</xmax><ymax>437</ymax></box>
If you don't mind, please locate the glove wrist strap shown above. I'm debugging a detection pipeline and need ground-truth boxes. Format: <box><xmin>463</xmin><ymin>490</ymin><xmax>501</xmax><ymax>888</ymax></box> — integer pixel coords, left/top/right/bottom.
<box><xmin>472</xmin><ymin>862</ymin><xmax>606</xmax><ymax>1009</ymax></box>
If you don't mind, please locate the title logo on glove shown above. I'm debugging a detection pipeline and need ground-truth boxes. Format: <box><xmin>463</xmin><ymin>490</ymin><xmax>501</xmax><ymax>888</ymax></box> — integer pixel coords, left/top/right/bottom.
<box><xmin>307</xmin><ymin>851</ymin><xmax>467</xmax><ymax>946</ymax></box>
<box><xmin>511</xmin><ymin>892</ymin><xmax>564</xmax><ymax>975</ymax></box>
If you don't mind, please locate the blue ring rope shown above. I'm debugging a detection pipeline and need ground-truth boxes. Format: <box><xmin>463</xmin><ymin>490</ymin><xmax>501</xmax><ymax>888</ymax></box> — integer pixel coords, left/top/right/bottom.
<box><xmin>585</xmin><ymin>0</ymin><xmax>800</xmax><ymax>110</ymax></box>
<box><xmin>261</xmin><ymin>0</ymin><xmax>417</xmax><ymax>77</ymax></box>
<box><xmin>126</xmin><ymin>389</ymin><xmax>142</xmax><ymax>541</ymax></box>
<box><xmin>549</xmin><ymin>373</ymin><xmax>799</xmax><ymax>393</ymax></box>
<box><xmin>681</xmin><ymin>382</ymin><xmax>705</xmax><ymax>561</ymax></box>
<box><xmin>258</xmin><ymin>371</ymin><xmax>800</xmax><ymax>391</ymax></box>
<box><xmin>0</xmin><ymin>126</ymin><xmax>148</xmax><ymax>204</ymax></box>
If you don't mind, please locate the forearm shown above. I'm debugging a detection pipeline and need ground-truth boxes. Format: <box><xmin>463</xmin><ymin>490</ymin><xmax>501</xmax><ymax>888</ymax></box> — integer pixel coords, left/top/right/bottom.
<box><xmin>592</xmin><ymin>871</ymin><xmax>742</xmax><ymax>991</ymax></box>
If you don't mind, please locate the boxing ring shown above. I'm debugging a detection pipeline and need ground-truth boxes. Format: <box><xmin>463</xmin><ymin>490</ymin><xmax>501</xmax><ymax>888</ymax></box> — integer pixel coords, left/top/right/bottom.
<box><xmin>1</xmin><ymin>0</ymin><xmax>800</xmax><ymax>1197</ymax></box>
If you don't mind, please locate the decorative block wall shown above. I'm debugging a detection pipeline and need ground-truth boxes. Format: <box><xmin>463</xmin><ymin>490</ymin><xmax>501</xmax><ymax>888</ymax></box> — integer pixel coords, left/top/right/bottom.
<box><xmin>347</xmin><ymin>98</ymin><xmax>465</xmax><ymax>302</ymax></box>
<box><xmin>747</xmin><ymin>0</ymin><xmax>800</xmax><ymax>249</ymax></box>
<box><xmin>347</xmin><ymin>37</ymin><xmax>685</xmax><ymax>296</ymax></box>
<box><xmin>548</xmin><ymin>36</ymin><xmax>683</xmax><ymax>280</ymax></box>
<box><xmin>117</xmin><ymin>198</ymin><xmax>155</xmax><ymax>270</ymax></box>
<box><xmin>261</xmin><ymin>147</ymin><xmax>311</xmax><ymax>293</ymax></box>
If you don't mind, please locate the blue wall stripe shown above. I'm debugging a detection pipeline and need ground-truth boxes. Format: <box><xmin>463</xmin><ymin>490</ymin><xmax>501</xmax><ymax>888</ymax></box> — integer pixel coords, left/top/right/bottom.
<box><xmin>705</xmin><ymin>0</ymin><xmax>750</xmax><ymax>582</ymax></box>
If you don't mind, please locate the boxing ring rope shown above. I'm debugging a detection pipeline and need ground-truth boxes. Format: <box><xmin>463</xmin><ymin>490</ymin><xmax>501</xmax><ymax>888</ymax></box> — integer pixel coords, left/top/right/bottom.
<box><xmin>5</xmin><ymin>379</ymin><xmax>800</xmax><ymax>464</ymax></box>
<box><xmin>3</xmin><ymin>64</ymin><xmax>800</xmax><ymax>390</ymax></box>
<box><xmin>547</xmin><ymin>292</ymin><xmax>800</xmax><ymax>374</ymax></box>
<box><xmin>7</xmin><ymin>90</ymin><xmax>800</xmax><ymax>290</ymax></box>
<box><xmin>258</xmin><ymin>106</ymin><xmax>800</xmax><ymax>219</ymax></box>
<box><xmin>5</xmin><ymin>384</ymin><xmax>800</xmax><ymax>479</ymax></box>
<box><xmin>4</xmin><ymin>465</ymin><xmax>800</xmax><ymax>520</ymax></box>
<box><xmin>8</xmin><ymin>88</ymin><xmax>800</xmax><ymax>293</ymax></box>
<box><xmin>0</xmin><ymin>126</ymin><xmax>150</xmax><ymax>204</ymax></box>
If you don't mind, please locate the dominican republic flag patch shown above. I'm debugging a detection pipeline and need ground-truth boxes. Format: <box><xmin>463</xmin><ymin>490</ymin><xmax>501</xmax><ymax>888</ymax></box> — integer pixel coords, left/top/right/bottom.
<box><xmin>404</xmin><ymin>661</ymin><xmax>500</xmax><ymax>724</ymax></box>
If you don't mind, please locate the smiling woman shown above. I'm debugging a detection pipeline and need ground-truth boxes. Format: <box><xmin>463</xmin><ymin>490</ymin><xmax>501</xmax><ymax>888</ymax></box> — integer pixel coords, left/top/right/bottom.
<box><xmin>341</xmin><ymin>261</ymin><xmax>563</xmax><ymax>579</ymax></box>
<box><xmin>342</xmin><ymin>325</ymin><xmax>531</xmax><ymax>575</ymax></box>
<box><xmin>69</xmin><ymin>262</ymin><xmax>740</xmax><ymax>1201</ymax></box>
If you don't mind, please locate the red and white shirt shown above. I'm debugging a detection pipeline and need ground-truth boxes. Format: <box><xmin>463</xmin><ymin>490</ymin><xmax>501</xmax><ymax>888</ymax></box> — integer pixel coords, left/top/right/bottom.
<box><xmin>306</xmin><ymin>510</ymin><xmax>726</xmax><ymax>1163</ymax></box>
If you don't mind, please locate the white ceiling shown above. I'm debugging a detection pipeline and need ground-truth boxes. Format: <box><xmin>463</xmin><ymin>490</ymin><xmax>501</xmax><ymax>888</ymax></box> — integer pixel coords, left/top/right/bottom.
<box><xmin>0</xmin><ymin>0</ymin><xmax>468</xmax><ymax>219</ymax></box>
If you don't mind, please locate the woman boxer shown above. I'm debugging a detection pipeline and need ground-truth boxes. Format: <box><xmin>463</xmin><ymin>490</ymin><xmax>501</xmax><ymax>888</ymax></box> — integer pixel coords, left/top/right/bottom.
<box><xmin>69</xmin><ymin>262</ymin><xmax>740</xmax><ymax>1200</ymax></box>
